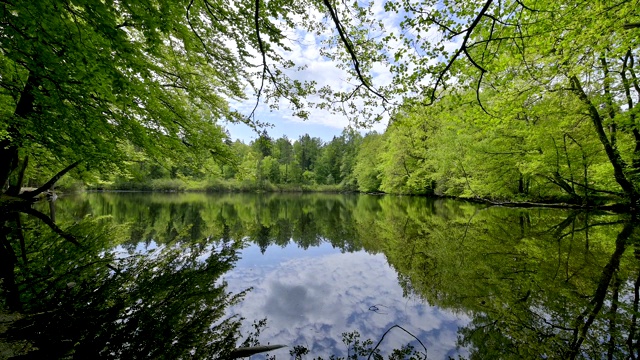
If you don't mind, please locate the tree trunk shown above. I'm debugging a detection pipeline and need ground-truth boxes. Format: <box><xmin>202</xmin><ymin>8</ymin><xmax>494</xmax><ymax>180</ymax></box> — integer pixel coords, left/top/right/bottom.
<box><xmin>570</xmin><ymin>76</ymin><xmax>639</xmax><ymax>206</ymax></box>
<box><xmin>0</xmin><ymin>141</ymin><xmax>19</xmax><ymax>192</ymax></box>
<box><xmin>1</xmin><ymin>75</ymin><xmax>37</xmax><ymax>193</ymax></box>
<box><xmin>0</xmin><ymin>219</ymin><xmax>21</xmax><ymax>312</ymax></box>
<box><xmin>6</xmin><ymin>156</ymin><xmax>29</xmax><ymax>196</ymax></box>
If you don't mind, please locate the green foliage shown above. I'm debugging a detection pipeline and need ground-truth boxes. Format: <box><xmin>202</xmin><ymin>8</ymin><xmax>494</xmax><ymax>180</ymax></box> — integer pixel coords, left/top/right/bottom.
<box><xmin>3</xmin><ymin>0</ymin><xmax>384</xmax><ymax>196</ymax></box>
<box><xmin>253</xmin><ymin>130</ymin><xmax>274</xmax><ymax>158</ymax></box>
<box><xmin>1</xmin><ymin>0</ymin><xmax>638</xmax><ymax>209</ymax></box>
<box><xmin>353</xmin><ymin>132</ymin><xmax>384</xmax><ymax>193</ymax></box>
<box><xmin>372</xmin><ymin>88</ymin><xmax>627</xmax><ymax>202</ymax></box>
<box><xmin>150</xmin><ymin>178</ymin><xmax>188</xmax><ymax>192</ymax></box>
<box><xmin>0</xmin><ymin>210</ymin><xmax>247</xmax><ymax>358</ymax></box>
<box><xmin>5</xmin><ymin>192</ymin><xmax>639</xmax><ymax>358</ymax></box>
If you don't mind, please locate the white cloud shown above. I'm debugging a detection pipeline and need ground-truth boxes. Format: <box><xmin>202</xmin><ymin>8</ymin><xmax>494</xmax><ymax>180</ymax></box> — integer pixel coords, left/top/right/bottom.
<box><xmin>224</xmin><ymin>0</ymin><xmax>465</xmax><ymax>140</ymax></box>
<box><xmin>225</xmin><ymin>246</ymin><xmax>469</xmax><ymax>359</ymax></box>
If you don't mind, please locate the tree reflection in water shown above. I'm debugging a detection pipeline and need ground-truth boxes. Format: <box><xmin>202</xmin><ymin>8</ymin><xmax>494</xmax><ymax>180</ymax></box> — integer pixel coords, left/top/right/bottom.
<box><xmin>0</xmin><ymin>206</ymin><xmax>245</xmax><ymax>359</ymax></box>
<box><xmin>377</xmin><ymin>204</ymin><xmax>640</xmax><ymax>359</ymax></box>
<box><xmin>0</xmin><ymin>193</ymin><xmax>639</xmax><ymax>359</ymax></box>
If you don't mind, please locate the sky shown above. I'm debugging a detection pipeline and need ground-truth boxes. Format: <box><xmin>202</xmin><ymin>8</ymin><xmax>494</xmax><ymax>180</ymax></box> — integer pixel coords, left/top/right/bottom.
<box><xmin>223</xmin><ymin>106</ymin><xmax>385</xmax><ymax>143</ymax></box>
<box><xmin>221</xmin><ymin>0</ymin><xmax>463</xmax><ymax>144</ymax></box>
<box><xmin>225</xmin><ymin>242</ymin><xmax>470</xmax><ymax>359</ymax></box>
<box><xmin>221</xmin><ymin>1</ymin><xmax>402</xmax><ymax>143</ymax></box>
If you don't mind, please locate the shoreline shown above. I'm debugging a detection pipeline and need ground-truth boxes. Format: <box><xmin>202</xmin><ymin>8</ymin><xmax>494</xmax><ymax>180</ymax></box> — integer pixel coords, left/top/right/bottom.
<box><xmin>69</xmin><ymin>188</ymin><xmax>632</xmax><ymax>212</ymax></box>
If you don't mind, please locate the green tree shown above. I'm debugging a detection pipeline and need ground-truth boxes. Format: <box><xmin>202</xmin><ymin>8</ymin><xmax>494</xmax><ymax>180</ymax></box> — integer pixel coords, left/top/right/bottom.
<box><xmin>275</xmin><ymin>136</ymin><xmax>294</xmax><ymax>183</ymax></box>
<box><xmin>252</xmin><ymin>130</ymin><xmax>273</xmax><ymax>158</ymax></box>
<box><xmin>1</xmin><ymin>0</ymin><xmax>358</xmax><ymax>201</ymax></box>
<box><xmin>262</xmin><ymin>156</ymin><xmax>281</xmax><ymax>184</ymax></box>
<box><xmin>353</xmin><ymin>132</ymin><xmax>384</xmax><ymax>192</ymax></box>
<box><xmin>381</xmin><ymin>0</ymin><xmax>640</xmax><ymax>205</ymax></box>
<box><xmin>316</xmin><ymin>136</ymin><xmax>345</xmax><ymax>185</ymax></box>
<box><xmin>339</xmin><ymin>128</ymin><xmax>363</xmax><ymax>190</ymax></box>
<box><xmin>294</xmin><ymin>135</ymin><xmax>323</xmax><ymax>172</ymax></box>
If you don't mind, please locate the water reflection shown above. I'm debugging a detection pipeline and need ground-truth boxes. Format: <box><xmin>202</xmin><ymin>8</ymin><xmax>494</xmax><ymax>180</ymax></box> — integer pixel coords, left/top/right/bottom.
<box><xmin>0</xmin><ymin>192</ymin><xmax>638</xmax><ymax>359</ymax></box>
<box><xmin>226</xmin><ymin>247</ymin><xmax>467</xmax><ymax>359</ymax></box>
<box><xmin>0</xmin><ymin>205</ymin><xmax>245</xmax><ymax>359</ymax></box>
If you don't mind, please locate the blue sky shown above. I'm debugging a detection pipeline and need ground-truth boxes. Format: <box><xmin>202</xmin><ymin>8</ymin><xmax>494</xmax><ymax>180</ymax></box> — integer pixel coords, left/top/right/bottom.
<box><xmin>221</xmin><ymin>2</ymin><xmax>397</xmax><ymax>143</ymax></box>
<box><xmin>221</xmin><ymin>0</ymin><xmax>461</xmax><ymax>144</ymax></box>
<box><xmin>225</xmin><ymin>118</ymin><xmax>354</xmax><ymax>143</ymax></box>
<box><xmin>224</xmin><ymin>108</ymin><xmax>385</xmax><ymax>143</ymax></box>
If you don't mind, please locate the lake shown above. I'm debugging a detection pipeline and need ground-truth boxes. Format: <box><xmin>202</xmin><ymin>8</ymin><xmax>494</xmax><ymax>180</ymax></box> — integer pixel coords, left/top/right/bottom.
<box><xmin>1</xmin><ymin>192</ymin><xmax>638</xmax><ymax>359</ymax></box>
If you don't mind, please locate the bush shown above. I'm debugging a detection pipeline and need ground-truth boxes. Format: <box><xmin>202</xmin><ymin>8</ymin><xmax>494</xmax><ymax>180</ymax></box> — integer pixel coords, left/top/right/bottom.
<box><xmin>55</xmin><ymin>179</ymin><xmax>86</xmax><ymax>193</ymax></box>
<box><xmin>108</xmin><ymin>181</ymin><xmax>153</xmax><ymax>191</ymax></box>
<box><xmin>150</xmin><ymin>178</ymin><xmax>187</xmax><ymax>192</ymax></box>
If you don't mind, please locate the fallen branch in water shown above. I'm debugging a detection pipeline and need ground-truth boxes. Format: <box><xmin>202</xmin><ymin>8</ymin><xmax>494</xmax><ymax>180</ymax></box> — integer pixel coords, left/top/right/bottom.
<box><xmin>227</xmin><ymin>344</ymin><xmax>287</xmax><ymax>359</ymax></box>
<box><xmin>367</xmin><ymin>324</ymin><xmax>427</xmax><ymax>360</ymax></box>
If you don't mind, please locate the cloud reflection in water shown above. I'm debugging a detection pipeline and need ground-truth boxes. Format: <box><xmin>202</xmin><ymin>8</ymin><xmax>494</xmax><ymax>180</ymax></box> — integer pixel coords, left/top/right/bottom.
<box><xmin>225</xmin><ymin>242</ymin><xmax>469</xmax><ymax>359</ymax></box>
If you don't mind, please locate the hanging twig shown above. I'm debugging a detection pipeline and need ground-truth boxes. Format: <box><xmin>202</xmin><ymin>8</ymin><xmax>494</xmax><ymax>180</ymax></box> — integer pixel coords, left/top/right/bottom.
<box><xmin>367</xmin><ymin>324</ymin><xmax>428</xmax><ymax>360</ymax></box>
<box><xmin>322</xmin><ymin>0</ymin><xmax>388</xmax><ymax>102</ymax></box>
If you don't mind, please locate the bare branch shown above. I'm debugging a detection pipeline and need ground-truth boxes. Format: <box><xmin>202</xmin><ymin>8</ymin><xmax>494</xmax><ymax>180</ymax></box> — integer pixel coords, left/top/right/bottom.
<box><xmin>322</xmin><ymin>0</ymin><xmax>388</xmax><ymax>102</ymax></box>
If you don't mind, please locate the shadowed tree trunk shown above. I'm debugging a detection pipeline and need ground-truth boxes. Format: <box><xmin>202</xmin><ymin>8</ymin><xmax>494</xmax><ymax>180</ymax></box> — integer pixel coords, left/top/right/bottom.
<box><xmin>1</xmin><ymin>75</ymin><xmax>37</xmax><ymax>192</ymax></box>
<box><xmin>0</xmin><ymin>217</ymin><xmax>21</xmax><ymax>312</ymax></box>
<box><xmin>568</xmin><ymin>217</ymin><xmax>638</xmax><ymax>359</ymax></box>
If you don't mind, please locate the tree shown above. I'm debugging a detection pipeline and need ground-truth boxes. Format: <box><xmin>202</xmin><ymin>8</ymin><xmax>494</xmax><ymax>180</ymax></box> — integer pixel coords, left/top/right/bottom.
<box><xmin>275</xmin><ymin>136</ymin><xmax>294</xmax><ymax>183</ymax></box>
<box><xmin>5</xmin><ymin>0</ymin><xmax>638</xmax><ymax>207</ymax></box>
<box><xmin>294</xmin><ymin>135</ymin><xmax>323</xmax><ymax>173</ymax></box>
<box><xmin>379</xmin><ymin>0</ymin><xmax>640</xmax><ymax>205</ymax></box>
<box><xmin>0</xmin><ymin>0</ymin><xmax>365</xmax><ymax>200</ymax></box>
<box><xmin>252</xmin><ymin>130</ymin><xmax>273</xmax><ymax>158</ymax></box>
<box><xmin>353</xmin><ymin>132</ymin><xmax>384</xmax><ymax>192</ymax></box>
<box><xmin>262</xmin><ymin>156</ymin><xmax>281</xmax><ymax>183</ymax></box>
<box><xmin>315</xmin><ymin>136</ymin><xmax>345</xmax><ymax>185</ymax></box>
<box><xmin>339</xmin><ymin>128</ymin><xmax>363</xmax><ymax>190</ymax></box>
<box><xmin>379</xmin><ymin>89</ymin><xmax>621</xmax><ymax>201</ymax></box>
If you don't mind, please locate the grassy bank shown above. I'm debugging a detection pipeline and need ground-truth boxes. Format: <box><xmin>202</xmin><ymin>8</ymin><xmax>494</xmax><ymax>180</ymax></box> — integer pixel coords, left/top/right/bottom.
<box><xmin>57</xmin><ymin>178</ymin><xmax>622</xmax><ymax>209</ymax></box>
<box><xmin>85</xmin><ymin>178</ymin><xmax>346</xmax><ymax>193</ymax></box>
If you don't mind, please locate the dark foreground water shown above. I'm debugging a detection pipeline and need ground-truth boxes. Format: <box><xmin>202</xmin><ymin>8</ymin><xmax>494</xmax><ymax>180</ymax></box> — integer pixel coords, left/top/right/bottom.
<box><xmin>1</xmin><ymin>192</ymin><xmax>638</xmax><ymax>359</ymax></box>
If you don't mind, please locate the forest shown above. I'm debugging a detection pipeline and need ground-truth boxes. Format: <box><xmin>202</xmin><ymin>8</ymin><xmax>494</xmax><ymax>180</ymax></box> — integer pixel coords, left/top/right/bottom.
<box><xmin>1</xmin><ymin>0</ymin><xmax>639</xmax><ymax>208</ymax></box>
<box><xmin>83</xmin><ymin>98</ymin><xmax>640</xmax><ymax>206</ymax></box>
<box><xmin>1</xmin><ymin>1</ymin><xmax>640</xmax><ymax>357</ymax></box>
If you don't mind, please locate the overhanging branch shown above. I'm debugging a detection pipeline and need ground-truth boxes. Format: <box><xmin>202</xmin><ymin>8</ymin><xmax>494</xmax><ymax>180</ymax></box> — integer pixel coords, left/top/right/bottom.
<box><xmin>322</xmin><ymin>0</ymin><xmax>388</xmax><ymax>103</ymax></box>
<box><xmin>424</xmin><ymin>0</ymin><xmax>494</xmax><ymax>106</ymax></box>
<box><xmin>19</xmin><ymin>161</ymin><xmax>81</xmax><ymax>200</ymax></box>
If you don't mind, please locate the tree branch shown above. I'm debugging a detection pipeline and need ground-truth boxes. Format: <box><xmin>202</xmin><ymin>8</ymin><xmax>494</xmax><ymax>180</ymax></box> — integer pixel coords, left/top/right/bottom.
<box><xmin>424</xmin><ymin>0</ymin><xmax>494</xmax><ymax>106</ymax></box>
<box><xmin>19</xmin><ymin>161</ymin><xmax>81</xmax><ymax>200</ymax></box>
<box><xmin>322</xmin><ymin>0</ymin><xmax>388</xmax><ymax>102</ymax></box>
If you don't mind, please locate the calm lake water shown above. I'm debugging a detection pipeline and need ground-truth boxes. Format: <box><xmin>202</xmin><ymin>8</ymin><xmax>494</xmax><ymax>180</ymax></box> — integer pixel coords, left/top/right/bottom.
<box><xmin>1</xmin><ymin>192</ymin><xmax>639</xmax><ymax>359</ymax></box>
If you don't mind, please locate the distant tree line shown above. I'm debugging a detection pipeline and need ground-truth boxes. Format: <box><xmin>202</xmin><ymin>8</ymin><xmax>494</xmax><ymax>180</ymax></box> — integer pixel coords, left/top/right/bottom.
<box><xmin>94</xmin><ymin>104</ymin><xmax>635</xmax><ymax>206</ymax></box>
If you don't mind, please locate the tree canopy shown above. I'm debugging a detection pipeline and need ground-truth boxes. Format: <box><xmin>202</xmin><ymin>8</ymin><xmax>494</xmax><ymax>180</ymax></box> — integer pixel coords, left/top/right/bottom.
<box><xmin>2</xmin><ymin>0</ymin><xmax>640</xmax><ymax>207</ymax></box>
<box><xmin>0</xmin><ymin>0</ymin><xmax>338</xmax><ymax>199</ymax></box>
